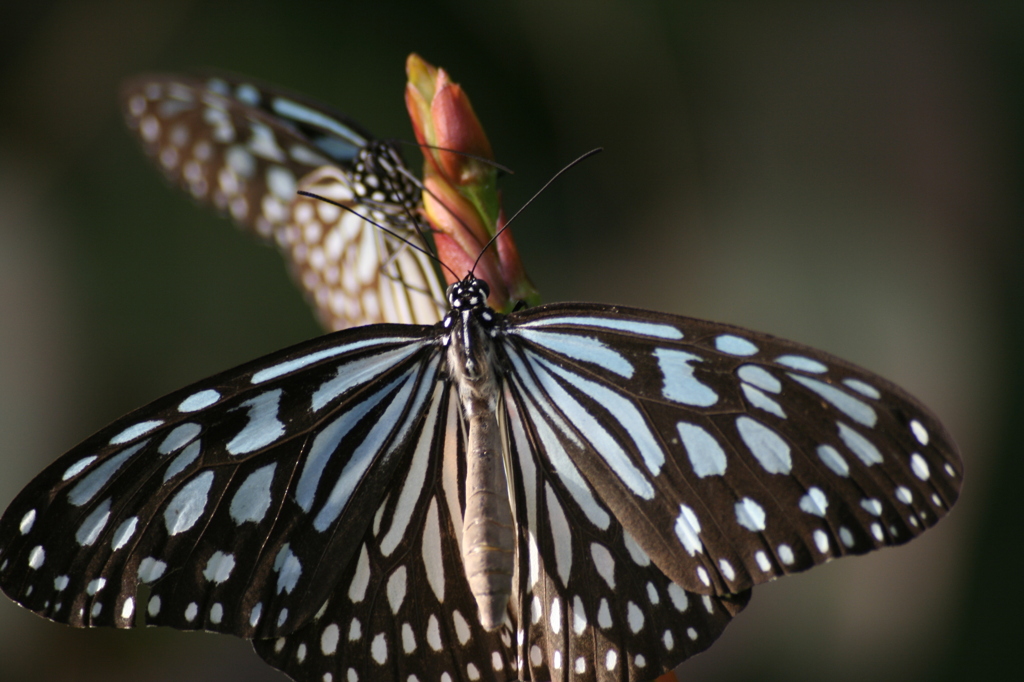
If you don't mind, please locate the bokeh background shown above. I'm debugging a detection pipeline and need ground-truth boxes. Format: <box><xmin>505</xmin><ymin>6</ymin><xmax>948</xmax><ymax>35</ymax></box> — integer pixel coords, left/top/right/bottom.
<box><xmin>0</xmin><ymin>1</ymin><xmax>1020</xmax><ymax>680</ymax></box>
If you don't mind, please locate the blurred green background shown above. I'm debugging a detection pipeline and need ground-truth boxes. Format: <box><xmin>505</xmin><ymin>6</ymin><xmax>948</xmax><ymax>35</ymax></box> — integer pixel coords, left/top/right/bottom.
<box><xmin>0</xmin><ymin>1</ymin><xmax>1020</xmax><ymax>680</ymax></box>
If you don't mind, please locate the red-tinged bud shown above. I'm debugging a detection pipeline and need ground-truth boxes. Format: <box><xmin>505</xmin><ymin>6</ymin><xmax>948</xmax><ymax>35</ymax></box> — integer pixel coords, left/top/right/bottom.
<box><xmin>405</xmin><ymin>53</ymin><xmax>539</xmax><ymax>311</ymax></box>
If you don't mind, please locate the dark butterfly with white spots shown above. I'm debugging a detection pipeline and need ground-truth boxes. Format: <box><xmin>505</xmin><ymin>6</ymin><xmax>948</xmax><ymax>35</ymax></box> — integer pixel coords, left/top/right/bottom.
<box><xmin>0</xmin><ymin>252</ymin><xmax>961</xmax><ymax>682</ymax></box>
<box><xmin>122</xmin><ymin>73</ymin><xmax>447</xmax><ymax>331</ymax></box>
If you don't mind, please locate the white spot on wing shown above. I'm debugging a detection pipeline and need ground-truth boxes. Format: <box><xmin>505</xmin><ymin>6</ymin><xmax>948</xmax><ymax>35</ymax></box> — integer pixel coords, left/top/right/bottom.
<box><xmin>817</xmin><ymin>444</ymin><xmax>850</xmax><ymax>476</ymax></box>
<box><xmin>741</xmin><ymin>383</ymin><xmax>787</xmax><ymax>418</ymax></box>
<box><xmin>910</xmin><ymin>453</ymin><xmax>930</xmax><ymax>480</ymax></box>
<box><xmin>776</xmin><ymin>355</ymin><xmax>827</xmax><ymax>373</ymax></box>
<box><xmin>68</xmin><ymin>442</ymin><xmax>147</xmax><ymax>506</ymax></box>
<box><xmin>230</xmin><ymin>463</ymin><xmax>277</xmax><ymax>524</ymax></box>
<box><xmin>814</xmin><ymin>529</ymin><xmax>830</xmax><ymax>553</ymax></box>
<box><xmin>654</xmin><ymin>348</ymin><xmax>719</xmax><ymax>407</ymax></box>
<box><xmin>910</xmin><ymin>419</ymin><xmax>930</xmax><ymax>445</ymax></box>
<box><xmin>163</xmin><ymin>441</ymin><xmax>201</xmax><ymax>483</ymax></box>
<box><xmin>799</xmin><ymin>487</ymin><xmax>828</xmax><ymax>517</ymax></box>
<box><xmin>622</xmin><ymin>531</ymin><xmax>650</xmax><ymax>566</ymax></box>
<box><xmin>546</xmin><ymin>484</ymin><xmax>573</xmax><ymax>585</ymax></box>
<box><xmin>321</xmin><ymin>623</ymin><xmax>340</xmax><ymax>655</ymax></box>
<box><xmin>273</xmin><ymin>544</ymin><xmax>302</xmax><ymax>594</ymax></box>
<box><xmin>736</xmin><ymin>417</ymin><xmax>791</xmax><ymax>474</ymax></box>
<box><xmin>590</xmin><ymin>543</ymin><xmax>615</xmax><ymax>588</ymax></box>
<box><xmin>371</xmin><ymin>633</ymin><xmax>388</xmax><ymax>664</ymax></box>
<box><xmin>667</xmin><ymin>583</ymin><xmax>688</xmax><ymax>612</ymax></box>
<box><xmin>267</xmin><ymin>165</ymin><xmax>297</xmax><ymax>199</ymax></box>
<box><xmin>178</xmin><ymin>389</ymin><xmax>220</xmax><ymax>412</ymax></box>
<box><xmin>348</xmin><ymin>545</ymin><xmax>370</xmax><ymax>602</ymax></box>
<box><xmin>75</xmin><ymin>498</ymin><xmax>111</xmax><ymax>546</ymax></box>
<box><xmin>715</xmin><ymin>334</ymin><xmax>758</xmax><ymax>356</ymax></box>
<box><xmin>735</xmin><ymin>497</ymin><xmax>767</xmax><ymax>531</ymax></box>
<box><xmin>550</xmin><ymin>597</ymin><xmax>562</xmax><ymax>634</ymax></box>
<box><xmin>427</xmin><ymin>615</ymin><xmax>442</xmax><ymax>650</ymax></box>
<box><xmin>157</xmin><ymin>423</ymin><xmax>201</xmax><ymax>455</ymax></box>
<box><xmin>597</xmin><ymin>598</ymin><xmax>612</xmax><ymax>628</ymax></box>
<box><xmin>203</xmin><ymin>551</ymin><xmax>236</xmax><ymax>583</ymax></box>
<box><xmin>138</xmin><ymin>557</ymin><xmax>166</xmax><ymax>582</ymax></box>
<box><xmin>62</xmin><ymin>456</ymin><xmax>96</xmax><ymax>481</ymax></box>
<box><xmin>844</xmin><ymin>378</ymin><xmax>881</xmax><ymax>399</ymax></box>
<box><xmin>674</xmin><ymin>505</ymin><xmax>703</xmax><ymax>555</ymax></box>
<box><xmin>737</xmin><ymin>365</ymin><xmax>781</xmax><ymax>392</ymax></box>
<box><xmin>789</xmin><ymin>374</ymin><xmax>877</xmax><ymax>427</ymax></box>
<box><xmin>453</xmin><ymin>609</ymin><xmax>471</xmax><ymax>644</ymax></box>
<box><xmin>837</xmin><ymin>422</ymin><xmax>883</xmax><ymax>466</ymax></box>
<box><xmin>387</xmin><ymin>566</ymin><xmax>407</xmax><ymax>614</ymax></box>
<box><xmin>861</xmin><ymin>498</ymin><xmax>883</xmax><ymax>516</ymax></box>
<box><xmin>572</xmin><ymin>596</ymin><xmax>587</xmax><ymax>634</ymax></box>
<box><xmin>627</xmin><ymin>601</ymin><xmax>645</xmax><ymax>633</ymax></box>
<box><xmin>677</xmin><ymin>422</ymin><xmax>727</xmax><ymax>477</ymax></box>
<box><xmin>19</xmin><ymin>510</ymin><xmax>36</xmax><ymax>535</ymax></box>
<box><xmin>163</xmin><ymin>471</ymin><xmax>215</xmax><ymax>535</ymax></box>
<box><xmin>226</xmin><ymin>389</ymin><xmax>285</xmax><ymax>455</ymax></box>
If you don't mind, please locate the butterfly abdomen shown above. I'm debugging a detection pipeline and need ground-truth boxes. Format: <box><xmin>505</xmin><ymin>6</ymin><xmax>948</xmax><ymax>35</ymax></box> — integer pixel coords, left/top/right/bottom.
<box><xmin>445</xmin><ymin>283</ymin><xmax>516</xmax><ymax>631</ymax></box>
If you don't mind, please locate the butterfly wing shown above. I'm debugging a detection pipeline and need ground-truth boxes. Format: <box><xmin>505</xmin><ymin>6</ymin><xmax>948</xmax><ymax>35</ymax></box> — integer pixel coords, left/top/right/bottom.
<box><xmin>121</xmin><ymin>74</ymin><xmax>446</xmax><ymax>329</ymax></box>
<box><xmin>501</xmin><ymin>302</ymin><xmax>962</xmax><ymax>599</ymax></box>
<box><xmin>0</xmin><ymin>324</ymin><xmax>441</xmax><ymax>640</ymax></box>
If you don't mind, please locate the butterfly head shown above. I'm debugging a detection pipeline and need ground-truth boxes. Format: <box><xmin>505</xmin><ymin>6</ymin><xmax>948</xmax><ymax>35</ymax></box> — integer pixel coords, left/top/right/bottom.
<box><xmin>446</xmin><ymin>276</ymin><xmax>491</xmax><ymax>311</ymax></box>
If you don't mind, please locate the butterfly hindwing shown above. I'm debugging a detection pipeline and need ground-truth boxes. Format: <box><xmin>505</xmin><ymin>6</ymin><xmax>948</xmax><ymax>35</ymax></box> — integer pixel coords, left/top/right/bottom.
<box><xmin>122</xmin><ymin>74</ymin><xmax>446</xmax><ymax>330</ymax></box>
<box><xmin>502</xmin><ymin>303</ymin><xmax>961</xmax><ymax>598</ymax></box>
<box><xmin>503</xmin><ymin>382</ymin><xmax>751</xmax><ymax>682</ymax></box>
<box><xmin>256</xmin><ymin>386</ymin><xmax>519</xmax><ymax>681</ymax></box>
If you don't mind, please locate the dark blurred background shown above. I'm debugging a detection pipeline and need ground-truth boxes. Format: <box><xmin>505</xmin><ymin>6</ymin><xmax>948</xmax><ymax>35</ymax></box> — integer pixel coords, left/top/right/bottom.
<box><xmin>0</xmin><ymin>1</ymin><xmax>1019</xmax><ymax>680</ymax></box>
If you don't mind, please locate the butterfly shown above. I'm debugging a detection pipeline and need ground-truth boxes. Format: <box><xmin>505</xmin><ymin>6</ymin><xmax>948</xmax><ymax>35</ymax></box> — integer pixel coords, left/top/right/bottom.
<box><xmin>121</xmin><ymin>73</ymin><xmax>448</xmax><ymax>331</ymax></box>
<box><xmin>0</xmin><ymin>253</ymin><xmax>961</xmax><ymax>682</ymax></box>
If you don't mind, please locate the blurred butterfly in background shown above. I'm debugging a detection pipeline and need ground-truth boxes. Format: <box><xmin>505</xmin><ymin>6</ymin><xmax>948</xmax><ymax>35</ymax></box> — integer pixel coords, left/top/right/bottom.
<box><xmin>0</xmin><ymin>56</ymin><xmax>962</xmax><ymax>682</ymax></box>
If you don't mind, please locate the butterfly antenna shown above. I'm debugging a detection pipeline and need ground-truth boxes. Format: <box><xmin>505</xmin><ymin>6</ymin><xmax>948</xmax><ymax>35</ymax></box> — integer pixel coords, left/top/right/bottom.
<box><xmin>391</xmin><ymin>139</ymin><xmax>515</xmax><ymax>176</ymax></box>
<box><xmin>471</xmin><ymin>148</ymin><xmax>603</xmax><ymax>275</ymax></box>
<box><xmin>296</xmin><ymin>191</ymin><xmax>459</xmax><ymax>282</ymax></box>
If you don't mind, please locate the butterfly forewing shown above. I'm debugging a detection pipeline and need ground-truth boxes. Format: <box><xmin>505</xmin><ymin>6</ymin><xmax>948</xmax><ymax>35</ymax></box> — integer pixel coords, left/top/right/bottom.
<box><xmin>503</xmin><ymin>303</ymin><xmax>961</xmax><ymax>599</ymax></box>
<box><xmin>0</xmin><ymin>324</ymin><xmax>441</xmax><ymax>639</ymax></box>
<box><xmin>122</xmin><ymin>74</ymin><xmax>446</xmax><ymax>330</ymax></box>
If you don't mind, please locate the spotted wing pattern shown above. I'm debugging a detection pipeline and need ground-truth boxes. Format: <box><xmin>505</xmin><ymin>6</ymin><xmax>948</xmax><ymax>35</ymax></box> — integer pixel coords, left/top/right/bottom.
<box><xmin>122</xmin><ymin>74</ymin><xmax>446</xmax><ymax>330</ymax></box>
<box><xmin>0</xmin><ymin>325</ymin><xmax>441</xmax><ymax>638</ymax></box>
<box><xmin>502</xmin><ymin>304</ymin><xmax>961</xmax><ymax>600</ymax></box>
<box><xmin>0</xmin><ymin>301</ymin><xmax>961</xmax><ymax>682</ymax></box>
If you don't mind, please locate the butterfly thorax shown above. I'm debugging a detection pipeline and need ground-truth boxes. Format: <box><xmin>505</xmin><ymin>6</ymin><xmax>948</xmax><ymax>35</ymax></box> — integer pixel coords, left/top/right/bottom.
<box><xmin>442</xmin><ymin>276</ymin><xmax>515</xmax><ymax>631</ymax></box>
